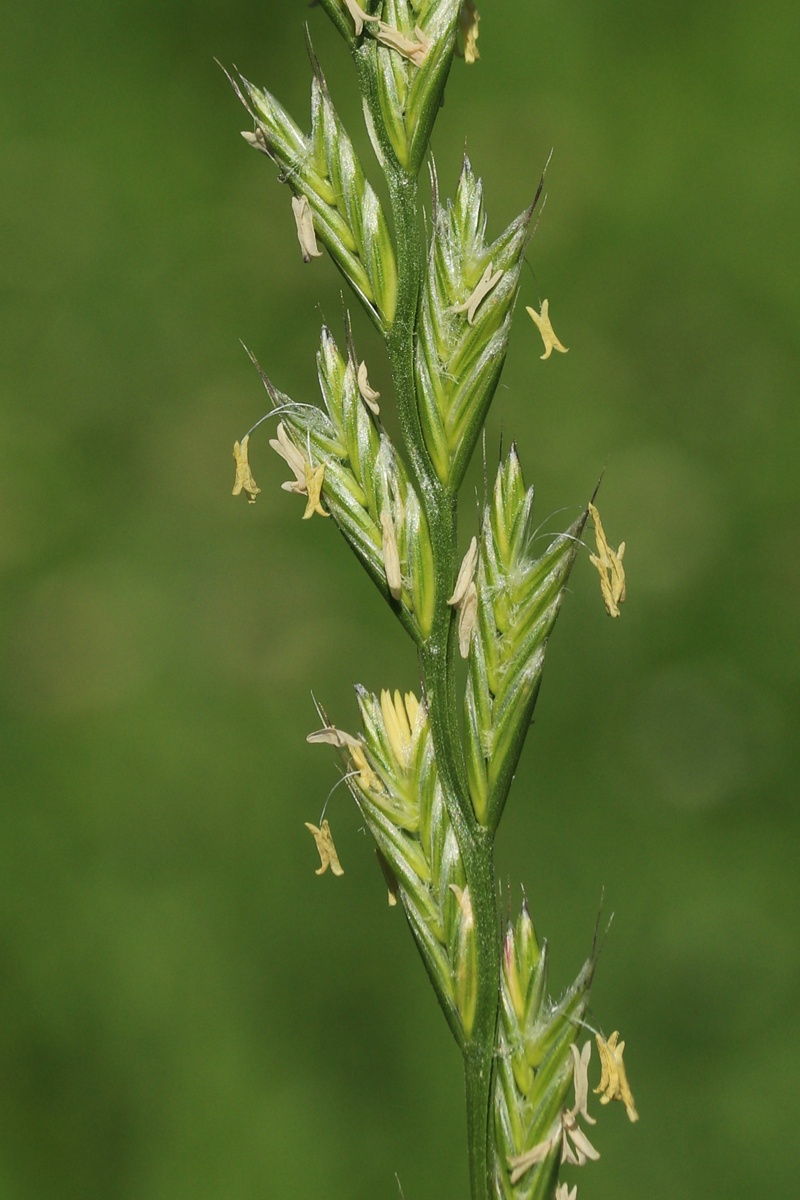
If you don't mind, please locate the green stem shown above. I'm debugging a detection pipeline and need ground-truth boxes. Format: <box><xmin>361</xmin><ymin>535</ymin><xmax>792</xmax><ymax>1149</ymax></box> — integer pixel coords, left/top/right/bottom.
<box><xmin>384</xmin><ymin>158</ymin><xmax>499</xmax><ymax>1200</ymax></box>
<box><xmin>423</xmin><ymin>619</ymin><xmax>499</xmax><ymax>1200</ymax></box>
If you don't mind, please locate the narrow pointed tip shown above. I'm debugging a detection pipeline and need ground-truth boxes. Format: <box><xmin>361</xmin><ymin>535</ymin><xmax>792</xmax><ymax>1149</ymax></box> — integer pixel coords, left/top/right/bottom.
<box><xmin>578</xmin><ymin>468</ymin><xmax>608</xmax><ymax>539</ymax></box>
<box><xmin>525</xmin><ymin>147</ymin><xmax>554</xmax><ymax>222</ymax></box>
<box><xmin>589</xmin><ymin>466</ymin><xmax>607</xmax><ymax>507</ymax></box>
<box><xmin>310</xmin><ymin>691</ymin><xmax>333</xmax><ymax>730</ymax></box>
<box><xmin>590</xmin><ymin>900</ymin><xmax>614</xmax><ymax>967</ymax></box>
<box><xmin>241</xmin><ymin>342</ymin><xmax>280</xmax><ymax>407</ymax></box>
<box><xmin>572</xmin><ymin>508</ymin><xmax>590</xmax><ymax>540</ymax></box>
<box><xmin>214</xmin><ymin>57</ymin><xmax>236</xmax><ymax>86</ymax></box>
<box><xmin>304</xmin><ymin>28</ymin><xmax>327</xmax><ymax>89</ymax></box>
<box><xmin>218</xmin><ymin>61</ymin><xmax>251</xmax><ymax>111</ymax></box>
<box><xmin>234</xmin><ymin>67</ymin><xmax>256</xmax><ymax>96</ymax></box>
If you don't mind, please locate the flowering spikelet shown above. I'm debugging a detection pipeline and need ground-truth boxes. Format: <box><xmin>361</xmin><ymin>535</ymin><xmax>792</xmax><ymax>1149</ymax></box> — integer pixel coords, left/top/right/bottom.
<box><xmin>232</xmin><ymin>61</ymin><xmax>397</xmax><ymax>326</ymax></box>
<box><xmin>309</xmin><ymin>686</ymin><xmax>479</xmax><ymax>1042</ymax></box>
<box><xmin>493</xmin><ymin>899</ymin><xmax>596</xmax><ymax>1198</ymax></box>
<box><xmin>246</xmin><ymin>329</ymin><xmax>435</xmax><ymax>641</ymax></box>
<box><xmin>464</xmin><ymin>446</ymin><xmax>586</xmax><ymax>827</ymax></box>
<box><xmin>368</xmin><ymin>0</ymin><xmax>466</xmax><ymax>172</ymax></box>
<box><xmin>416</xmin><ymin>159</ymin><xmax>535</xmax><ymax>487</ymax></box>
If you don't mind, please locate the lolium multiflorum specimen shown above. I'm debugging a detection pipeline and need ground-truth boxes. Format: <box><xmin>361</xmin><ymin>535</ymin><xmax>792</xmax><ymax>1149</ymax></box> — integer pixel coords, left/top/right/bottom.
<box><xmin>229</xmin><ymin>4</ymin><xmax>633</xmax><ymax>1198</ymax></box>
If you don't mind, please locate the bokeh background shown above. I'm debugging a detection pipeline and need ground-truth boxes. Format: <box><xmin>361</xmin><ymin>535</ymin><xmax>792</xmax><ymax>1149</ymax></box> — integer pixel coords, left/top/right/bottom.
<box><xmin>2</xmin><ymin>1</ymin><xmax>798</xmax><ymax>1197</ymax></box>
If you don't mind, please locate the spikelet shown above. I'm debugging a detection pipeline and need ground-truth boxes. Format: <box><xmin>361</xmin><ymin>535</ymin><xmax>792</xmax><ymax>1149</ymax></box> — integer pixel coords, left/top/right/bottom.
<box><xmin>249</xmin><ymin>329</ymin><xmax>435</xmax><ymax>641</ymax></box>
<box><xmin>317</xmin><ymin>0</ymin><xmax>464</xmax><ymax>172</ymax></box>
<box><xmin>464</xmin><ymin>447</ymin><xmax>586</xmax><ymax>827</ymax></box>
<box><xmin>493</xmin><ymin>901</ymin><xmax>595</xmax><ymax>1199</ymax></box>
<box><xmin>310</xmin><ymin>688</ymin><xmax>479</xmax><ymax>1042</ymax></box>
<box><xmin>232</xmin><ymin>60</ymin><xmax>397</xmax><ymax>327</ymax></box>
<box><xmin>416</xmin><ymin>159</ymin><xmax>534</xmax><ymax>486</ymax></box>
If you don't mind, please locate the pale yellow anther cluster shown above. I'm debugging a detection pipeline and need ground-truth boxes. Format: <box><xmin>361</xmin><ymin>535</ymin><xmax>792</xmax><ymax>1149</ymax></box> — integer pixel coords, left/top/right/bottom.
<box><xmin>380</xmin><ymin>688</ymin><xmax>421</xmax><ymax>770</ymax></box>
<box><xmin>269</xmin><ymin>422</ymin><xmax>306</xmax><ymax>493</ymax></box>
<box><xmin>268</xmin><ymin>422</ymin><xmax>329</xmax><ymax>519</ymax></box>
<box><xmin>374</xmin><ymin>21</ymin><xmax>431</xmax><ymax>66</ymax></box>
<box><xmin>357</xmin><ymin>361</ymin><xmax>381</xmax><ymax>415</ymax></box>
<box><xmin>448</xmin><ymin>536</ymin><xmax>479</xmax><ymax>658</ymax></box>
<box><xmin>306</xmin><ymin>723</ymin><xmax>379</xmax><ymax>791</ymax></box>
<box><xmin>588</xmin><ymin>502</ymin><xmax>626</xmax><ymax>618</ymax></box>
<box><xmin>240</xmin><ymin>127</ymin><xmax>268</xmax><ymax>154</ymax></box>
<box><xmin>291</xmin><ymin>194</ymin><xmax>323</xmax><ymax>263</ymax></box>
<box><xmin>304</xmin><ymin>818</ymin><xmax>345</xmax><ymax>876</ymax></box>
<box><xmin>349</xmin><ymin>741</ymin><xmax>379</xmax><ymax>790</ymax></box>
<box><xmin>343</xmin><ymin>0</ymin><xmax>431</xmax><ymax>66</ymax></box>
<box><xmin>342</xmin><ymin>0</ymin><xmax>369</xmax><ymax>35</ymax></box>
<box><xmin>594</xmin><ymin>1031</ymin><xmax>638</xmax><ymax>1121</ymax></box>
<box><xmin>450</xmin><ymin>263</ymin><xmax>503</xmax><ymax>325</ymax></box>
<box><xmin>526</xmin><ymin>298</ymin><xmax>569</xmax><ymax>360</ymax></box>
<box><xmin>508</xmin><ymin>1041</ymin><xmax>599</xmax><ymax>1183</ymax></box>
<box><xmin>302</xmin><ymin>462</ymin><xmax>328</xmax><ymax>520</ymax></box>
<box><xmin>232</xmin><ymin>434</ymin><xmax>261</xmax><ymax>503</ymax></box>
<box><xmin>307</xmin><ymin>726</ymin><xmax>357</xmax><ymax>750</ymax></box>
<box><xmin>380</xmin><ymin>508</ymin><xmax>403</xmax><ymax>599</ymax></box>
<box><xmin>457</xmin><ymin>0</ymin><xmax>480</xmax><ymax>64</ymax></box>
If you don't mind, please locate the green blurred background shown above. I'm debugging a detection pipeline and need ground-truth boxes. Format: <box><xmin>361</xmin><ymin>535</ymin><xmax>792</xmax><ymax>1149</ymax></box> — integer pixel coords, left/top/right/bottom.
<box><xmin>2</xmin><ymin>1</ymin><xmax>797</xmax><ymax>1197</ymax></box>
